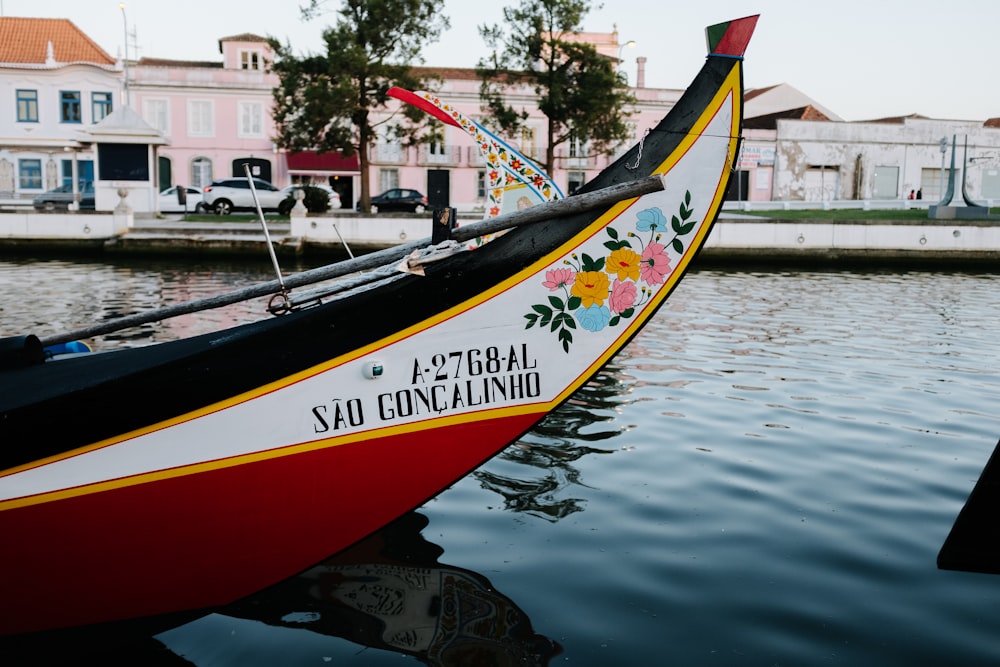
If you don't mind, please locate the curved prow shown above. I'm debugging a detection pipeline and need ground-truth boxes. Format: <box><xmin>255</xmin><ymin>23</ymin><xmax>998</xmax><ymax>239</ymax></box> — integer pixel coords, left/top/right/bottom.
<box><xmin>706</xmin><ymin>15</ymin><xmax>759</xmax><ymax>58</ymax></box>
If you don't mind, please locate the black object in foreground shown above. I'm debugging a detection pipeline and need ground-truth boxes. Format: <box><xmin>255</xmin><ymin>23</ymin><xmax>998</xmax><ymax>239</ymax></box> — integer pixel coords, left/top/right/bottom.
<box><xmin>939</xmin><ymin>438</ymin><xmax>1000</xmax><ymax>574</ymax></box>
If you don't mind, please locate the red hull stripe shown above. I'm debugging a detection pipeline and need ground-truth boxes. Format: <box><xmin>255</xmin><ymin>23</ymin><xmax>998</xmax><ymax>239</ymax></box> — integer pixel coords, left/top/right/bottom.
<box><xmin>0</xmin><ymin>411</ymin><xmax>543</xmax><ymax>635</ymax></box>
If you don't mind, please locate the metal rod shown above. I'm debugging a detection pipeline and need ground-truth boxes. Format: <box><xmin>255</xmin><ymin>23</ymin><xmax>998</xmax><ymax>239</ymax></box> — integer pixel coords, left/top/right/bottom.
<box><xmin>331</xmin><ymin>221</ymin><xmax>355</xmax><ymax>259</ymax></box>
<box><xmin>244</xmin><ymin>163</ymin><xmax>286</xmax><ymax>293</ymax></box>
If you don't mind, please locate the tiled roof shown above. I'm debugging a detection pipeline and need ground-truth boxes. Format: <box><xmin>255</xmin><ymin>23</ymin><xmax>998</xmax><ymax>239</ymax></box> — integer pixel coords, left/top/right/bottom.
<box><xmin>0</xmin><ymin>17</ymin><xmax>115</xmax><ymax>66</ymax></box>
<box><xmin>743</xmin><ymin>105</ymin><xmax>834</xmax><ymax>130</ymax></box>
<box><xmin>218</xmin><ymin>33</ymin><xmax>269</xmax><ymax>43</ymax></box>
<box><xmin>137</xmin><ymin>57</ymin><xmax>222</xmax><ymax>69</ymax></box>
<box><xmin>857</xmin><ymin>113</ymin><xmax>929</xmax><ymax>124</ymax></box>
<box><xmin>412</xmin><ymin>66</ymin><xmax>480</xmax><ymax>81</ymax></box>
<box><xmin>218</xmin><ymin>33</ymin><xmax>270</xmax><ymax>53</ymax></box>
<box><xmin>744</xmin><ymin>85</ymin><xmax>780</xmax><ymax>101</ymax></box>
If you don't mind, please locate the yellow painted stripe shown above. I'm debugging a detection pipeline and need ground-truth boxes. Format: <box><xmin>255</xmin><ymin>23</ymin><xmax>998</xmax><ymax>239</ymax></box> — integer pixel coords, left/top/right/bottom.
<box><xmin>549</xmin><ymin>67</ymin><xmax>742</xmax><ymax>407</ymax></box>
<box><xmin>1</xmin><ymin>63</ymin><xmax>743</xmax><ymax>512</ymax></box>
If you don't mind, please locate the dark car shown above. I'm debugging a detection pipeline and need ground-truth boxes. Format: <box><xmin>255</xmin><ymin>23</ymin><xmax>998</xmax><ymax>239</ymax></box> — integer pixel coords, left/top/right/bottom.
<box><xmin>32</xmin><ymin>182</ymin><xmax>95</xmax><ymax>211</ymax></box>
<box><xmin>364</xmin><ymin>188</ymin><xmax>428</xmax><ymax>214</ymax></box>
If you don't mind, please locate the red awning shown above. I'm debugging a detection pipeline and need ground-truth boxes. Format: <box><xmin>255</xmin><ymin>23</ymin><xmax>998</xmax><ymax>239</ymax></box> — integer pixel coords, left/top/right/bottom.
<box><xmin>286</xmin><ymin>151</ymin><xmax>359</xmax><ymax>172</ymax></box>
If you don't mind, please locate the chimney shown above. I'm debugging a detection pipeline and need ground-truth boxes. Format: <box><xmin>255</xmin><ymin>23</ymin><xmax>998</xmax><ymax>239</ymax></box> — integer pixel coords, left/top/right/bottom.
<box><xmin>636</xmin><ymin>56</ymin><xmax>647</xmax><ymax>89</ymax></box>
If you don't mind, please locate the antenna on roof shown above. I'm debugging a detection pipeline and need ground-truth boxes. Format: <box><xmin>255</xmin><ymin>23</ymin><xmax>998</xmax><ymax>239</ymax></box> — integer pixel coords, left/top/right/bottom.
<box><xmin>119</xmin><ymin>4</ymin><xmax>130</xmax><ymax>106</ymax></box>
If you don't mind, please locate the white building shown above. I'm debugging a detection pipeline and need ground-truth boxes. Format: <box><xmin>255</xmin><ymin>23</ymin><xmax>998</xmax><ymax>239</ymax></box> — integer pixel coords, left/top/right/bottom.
<box><xmin>4</xmin><ymin>17</ymin><xmax>998</xmax><ymax>214</ymax></box>
<box><xmin>0</xmin><ymin>18</ymin><xmax>122</xmax><ymax>207</ymax></box>
<box><xmin>771</xmin><ymin>115</ymin><xmax>1000</xmax><ymax>203</ymax></box>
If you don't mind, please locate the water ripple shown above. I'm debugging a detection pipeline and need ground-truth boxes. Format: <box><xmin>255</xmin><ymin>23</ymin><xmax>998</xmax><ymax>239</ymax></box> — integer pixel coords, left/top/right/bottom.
<box><xmin>4</xmin><ymin>261</ymin><xmax>1000</xmax><ymax>665</ymax></box>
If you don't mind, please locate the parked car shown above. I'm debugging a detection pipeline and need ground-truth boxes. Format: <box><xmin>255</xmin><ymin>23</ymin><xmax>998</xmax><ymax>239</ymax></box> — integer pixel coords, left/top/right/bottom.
<box><xmin>158</xmin><ymin>186</ymin><xmax>205</xmax><ymax>213</ymax></box>
<box><xmin>32</xmin><ymin>182</ymin><xmax>95</xmax><ymax>211</ymax></box>
<box><xmin>201</xmin><ymin>178</ymin><xmax>284</xmax><ymax>215</ymax></box>
<box><xmin>363</xmin><ymin>188</ymin><xmax>428</xmax><ymax>214</ymax></box>
<box><xmin>278</xmin><ymin>184</ymin><xmax>342</xmax><ymax>215</ymax></box>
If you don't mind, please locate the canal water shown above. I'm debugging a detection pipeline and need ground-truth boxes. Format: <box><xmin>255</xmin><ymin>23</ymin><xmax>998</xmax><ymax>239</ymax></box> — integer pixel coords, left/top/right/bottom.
<box><xmin>2</xmin><ymin>256</ymin><xmax>999</xmax><ymax>666</ymax></box>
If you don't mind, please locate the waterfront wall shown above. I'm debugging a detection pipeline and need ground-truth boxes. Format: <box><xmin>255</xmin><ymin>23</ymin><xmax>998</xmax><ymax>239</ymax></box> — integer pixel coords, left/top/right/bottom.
<box><xmin>0</xmin><ymin>211</ymin><xmax>131</xmax><ymax>240</ymax></box>
<box><xmin>290</xmin><ymin>215</ymin><xmax>428</xmax><ymax>249</ymax></box>
<box><xmin>3</xmin><ymin>212</ymin><xmax>999</xmax><ymax>266</ymax></box>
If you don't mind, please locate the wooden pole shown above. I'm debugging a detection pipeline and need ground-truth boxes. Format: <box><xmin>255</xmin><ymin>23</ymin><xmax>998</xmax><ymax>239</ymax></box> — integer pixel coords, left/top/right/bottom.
<box><xmin>40</xmin><ymin>174</ymin><xmax>666</xmax><ymax>346</ymax></box>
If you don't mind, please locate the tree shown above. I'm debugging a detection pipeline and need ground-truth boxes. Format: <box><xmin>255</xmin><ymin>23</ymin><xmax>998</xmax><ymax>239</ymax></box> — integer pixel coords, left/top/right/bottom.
<box><xmin>477</xmin><ymin>0</ymin><xmax>635</xmax><ymax>179</ymax></box>
<box><xmin>269</xmin><ymin>0</ymin><xmax>449</xmax><ymax>212</ymax></box>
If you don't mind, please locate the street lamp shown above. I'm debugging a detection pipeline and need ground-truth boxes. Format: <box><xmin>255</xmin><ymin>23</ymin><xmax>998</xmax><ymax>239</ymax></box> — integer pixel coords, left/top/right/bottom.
<box><xmin>618</xmin><ymin>39</ymin><xmax>636</xmax><ymax>83</ymax></box>
<box><xmin>120</xmin><ymin>3</ymin><xmax>130</xmax><ymax>106</ymax></box>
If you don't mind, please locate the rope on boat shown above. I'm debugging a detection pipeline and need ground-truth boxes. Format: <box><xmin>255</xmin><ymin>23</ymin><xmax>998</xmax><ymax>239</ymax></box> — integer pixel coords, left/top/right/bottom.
<box><xmin>38</xmin><ymin>174</ymin><xmax>666</xmax><ymax>347</ymax></box>
<box><xmin>281</xmin><ymin>241</ymin><xmax>463</xmax><ymax>309</ymax></box>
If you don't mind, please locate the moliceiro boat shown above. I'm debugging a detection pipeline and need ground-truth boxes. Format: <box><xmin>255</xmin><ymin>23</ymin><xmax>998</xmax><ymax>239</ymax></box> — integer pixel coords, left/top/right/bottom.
<box><xmin>0</xmin><ymin>15</ymin><xmax>758</xmax><ymax>635</ymax></box>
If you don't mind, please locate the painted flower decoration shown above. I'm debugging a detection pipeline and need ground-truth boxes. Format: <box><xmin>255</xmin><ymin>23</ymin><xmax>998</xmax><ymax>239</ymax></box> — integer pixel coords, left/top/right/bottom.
<box><xmin>609</xmin><ymin>279</ymin><xmax>638</xmax><ymax>314</ymax></box>
<box><xmin>572</xmin><ymin>271</ymin><xmax>610</xmax><ymax>309</ymax></box>
<box><xmin>636</xmin><ymin>207</ymin><xmax>668</xmax><ymax>232</ymax></box>
<box><xmin>606</xmin><ymin>248</ymin><xmax>642</xmax><ymax>282</ymax></box>
<box><xmin>640</xmin><ymin>242</ymin><xmax>671</xmax><ymax>285</ymax></box>
<box><xmin>543</xmin><ymin>268</ymin><xmax>576</xmax><ymax>291</ymax></box>
<box><xmin>525</xmin><ymin>190</ymin><xmax>698</xmax><ymax>352</ymax></box>
<box><xmin>577</xmin><ymin>305</ymin><xmax>611</xmax><ymax>332</ymax></box>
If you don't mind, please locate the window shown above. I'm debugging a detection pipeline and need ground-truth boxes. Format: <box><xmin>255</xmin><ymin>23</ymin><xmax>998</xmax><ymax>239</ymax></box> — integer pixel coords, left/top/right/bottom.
<box><xmin>60</xmin><ymin>160</ymin><xmax>94</xmax><ymax>187</ymax></box>
<box><xmin>872</xmin><ymin>165</ymin><xmax>899</xmax><ymax>200</ymax></box>
<box><xmin>567</xmin><ymin>170</ymin><xmax>586</xmax><ymax>195</ymax></box>
<box><xmin>92</xmin><ymin>92</ymin><xmax>113</xmax><ymax>123</ymax></box>
<box><xmin>379</xmin><ymin>168</ymin><xmax>399</xmax><ymax>193</ymax></box>
<box><xmin>427</xmin><ymin>123</ymin><xmax>446</xmax><ymax>155</ymax></box>
<box><xmin>240</xmin><ymin>49</ymin><xmax>262</xmax><ymax>71</ymax></box>
<box><xmin>143</xmin><ymin>98</ymin><xmax>169</xmax><ymax>133</ymax></box>
<box><xmin>98</xmin><ymin>144</ymin><xmax>149</xmax><ymax>180</ymax></box>
<box><xmin>477</xmin><ymin>170</ymin><xmax>487</xmax><ymax>198</ymax></box>
<box><xmin>188</xmin><ymin>100</ymin><xmax>214</xmax><ymax>137</ymax></box>
<box><xmin>16</xmin><ymin>90</ymin><xmax>38</xmax><ymax>122</ymax></box>
<box><xmin>519</xmin><ymin>127</ymin><xmax>536</xmax><ymax>159</ymax></box>
<box><xmin>238</xmin><ymin>102</ymin><xmax>263</xmax><ymax>137</ymax></box>
<box><xmin>920</xmin><ymin>166</ymin><xmax>943</xmax><ymax>201</ymax></box>
<box><xmin>756</xmin><ymin>168</ymin><xmax>771</xmax><ymax>191</ymax></box>
<box><xmin>568</xmin><ymin>133</ymin><xmax>586</xmax><ymax>158</ymax></box>
<box><xmin>983</xmin><ymin>169</ymin><xmax>1000</xmax><ymax>199</ymax></box>
<box><xmin>18</xmin><ymin>159</ymin><xmax>42</xmax><ymax>189</ymax></box>
<box><xmin>191</xmin><ymin>157</ymin><xmax>213</xmax><ymax>188</ymax></box>
<box><xmin>60</xmin><ymin>91</ymin><xmax>82</xmax><ymax>123</ymax></box>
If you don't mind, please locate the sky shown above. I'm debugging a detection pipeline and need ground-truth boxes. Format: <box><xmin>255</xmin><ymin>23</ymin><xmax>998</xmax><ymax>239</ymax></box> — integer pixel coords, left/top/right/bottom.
<box><xmin>5</xmin><ymin>0</ymin><xmax>998</xmax><ymax>122</ymax></box>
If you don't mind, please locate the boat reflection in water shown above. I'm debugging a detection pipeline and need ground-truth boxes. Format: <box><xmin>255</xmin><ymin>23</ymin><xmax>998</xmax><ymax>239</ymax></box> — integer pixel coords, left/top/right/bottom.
<box><xmin>211</xmin><ymin>512</ymin><xmax>561</xmax><ymax>666</ymax></box>
<box><xmin>476</xmin><ymin>363</ymin><xmax>630</xmax><ymax>520</ymax></box>
<box><xmin>2</xmin><ymin>512</ymin><xmax>560</xmax><ymax>666</ymax></box>
<box><xmin>198</xmin><ymin>370</ymin><xmax>627</xmax><ymax>664</ymax></box>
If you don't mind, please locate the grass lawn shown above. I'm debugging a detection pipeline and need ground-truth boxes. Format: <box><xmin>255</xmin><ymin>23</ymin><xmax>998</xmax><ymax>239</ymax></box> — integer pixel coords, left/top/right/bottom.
<box><xmin>733</xmin><ymin>208</ymin><xmax>1000</xmax><ymax>221</ymax></box>
<box><xmin>170</xmin><ymin>213</ymin><xmax>287</xmax><ymax>222</ymax></box>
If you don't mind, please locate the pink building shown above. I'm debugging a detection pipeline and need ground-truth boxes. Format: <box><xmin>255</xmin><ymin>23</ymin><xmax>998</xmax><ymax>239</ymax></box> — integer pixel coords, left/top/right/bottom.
<box><xmin>132</xmin><ymin>34</ymin><xmax>283</xmax><ymax>194</ymax></box>
<box><xmin>131</xmin><ymin>31</ymin><xmax>686</xmax><ymax>214</ymax></box>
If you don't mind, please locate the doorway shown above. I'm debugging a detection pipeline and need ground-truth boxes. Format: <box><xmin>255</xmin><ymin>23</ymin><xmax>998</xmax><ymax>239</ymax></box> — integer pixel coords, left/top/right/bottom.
<box><xmin>427</xmin><ymin>169</ymin><xmax>450</xmax><ymax>210</ymax></box>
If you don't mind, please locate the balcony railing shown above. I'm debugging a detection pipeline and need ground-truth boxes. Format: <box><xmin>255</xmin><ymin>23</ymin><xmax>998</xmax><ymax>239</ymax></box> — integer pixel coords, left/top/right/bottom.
<box><xmin>417</xmin><ymin>145</ymin><xmax>463</xmax><ymax>167</ymax></box>
<box><xmin>369</xmin><ymin>144</ymin><xmax>409</xmax><ymax>165</ymax></box>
